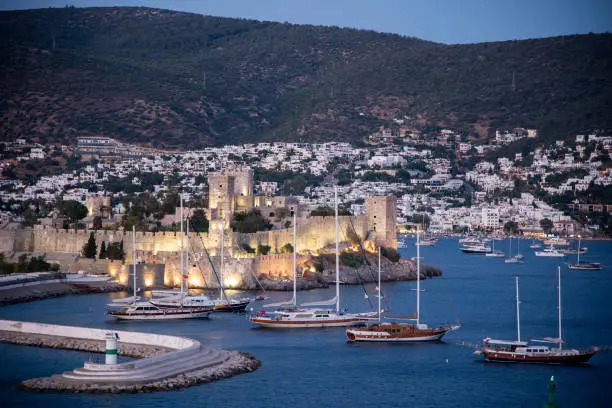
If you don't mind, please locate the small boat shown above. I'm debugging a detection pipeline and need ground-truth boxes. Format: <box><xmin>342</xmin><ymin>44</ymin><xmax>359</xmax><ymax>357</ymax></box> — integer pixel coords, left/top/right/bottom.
<box><xmin>485</xmin><ymin>239</ymin><xmax>505</xmax><ymax>257</ymax></box>
<box><xmin>477</xmin><ymin>269</ymin><xmax>598</xmax><ymax>364</ymax></box>
<box><xmin>543</xmin><ymin>237</ymin><xmax>569</xmax><ymax>246</ymax></box>
<box><xmin>504</xmin><ymin>238</ymin><xmax>524</xmax><ymax>263</ymax></box>
<box><xmin>567</xmin><ymin>237</ymin><xmax>601</xmax><ymax>270</ymax></box>
<box><xmin>535</xmin><ymin>245</ymin><xmax>565</xmax><ymax>257</ymax></box>
<box><xmin>251</xmin><ymin>189</ymin><xmax>375</xmax><ymax>328</ymax></box>
<box><xmin>529</xmin><ymin>241</ymin><xmax>542</xmax><ymax>249</ymax></box>
<box><xmin>418</xmin><ymin>237</ymin><xmax>437</xmax><ymax>247</ymax></box>
<box><xmin>346</xmin><ymin>226</ymin><xmax>459</xmax><ymax>343</ymax></box>
<box><xmin>461</xmin><ymin>243</ymin><xmax>492</xmax><ymax>254</ymax></box>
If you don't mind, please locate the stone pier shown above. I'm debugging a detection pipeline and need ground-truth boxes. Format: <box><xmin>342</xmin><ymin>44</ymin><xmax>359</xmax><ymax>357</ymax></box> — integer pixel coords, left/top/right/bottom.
<box><xmin>0</xmin><ymin>320</ymin><xmax>260</xmax><ymax>393</ymax></box>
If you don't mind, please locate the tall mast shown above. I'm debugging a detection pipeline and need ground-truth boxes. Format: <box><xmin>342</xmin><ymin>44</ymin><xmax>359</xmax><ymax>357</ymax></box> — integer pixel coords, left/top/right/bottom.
<box><xmin>179</xmin><ymin>195</ymin><xmax>184</xmax><ymax>299</ymax></box>
<box><xmin>416</xmin><ymin>224</ymin><xmax>420</xmax><ymax>326</ymax></box>
<box><xmin>515</xmin><ymin>275</ymin><xmax>521</xmax><ymax>342</ymax></box>
<box><xmin>219</xmin><ymin>223</ymin><xmax>225</xmax><ymax>301</ymax></box>
<box><xmin>558</xmin><ymin>265</ymin><xmax>562</xmax><ymax>350</ymax></box>
<box><xmin>292</xmin><ymin>211</ymin><xmax>297</xmax><ymax>307</ymax></box>
<box><xmin>577</xmin><ymin>237</ymin><xmax>581</xmax><ymax>265</ymax></box>
<box><xmin>185</xmin><ymin>214</ymin><xmax>189</xmax><ymax>292</ymax></box>
<box><xmin>335</xmin><ymin>186</ymin><xmax>340</xmax><ymax>314</ymax></box>
<box><xmin>378</xmin><ymin>246</ymin><xmax>381</xmax><ymax>323</ymax></box>
<box><xmin>132</xmin><ymin>225</ymin><xmax>136</xmax><ymax>303</ymax></box>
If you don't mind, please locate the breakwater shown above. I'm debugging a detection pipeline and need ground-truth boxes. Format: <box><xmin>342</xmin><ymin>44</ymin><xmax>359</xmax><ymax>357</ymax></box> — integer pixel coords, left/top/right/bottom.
<box><xmin>0</xmin><ymin>320</ymin><xmax>260</xmax><ymax>393</ymax></box>
<box><xmin>0</xmin><ymin>280</ymin><xmax>124</xmax><ymax>306</ymax></box>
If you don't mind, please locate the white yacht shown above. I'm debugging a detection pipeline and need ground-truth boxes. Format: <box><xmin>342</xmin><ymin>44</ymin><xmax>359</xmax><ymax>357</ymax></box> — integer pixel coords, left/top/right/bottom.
<box><xmin>535</xmin><ymin>245</ymin><xmax>565</xmax><ymax>258</ymax></box>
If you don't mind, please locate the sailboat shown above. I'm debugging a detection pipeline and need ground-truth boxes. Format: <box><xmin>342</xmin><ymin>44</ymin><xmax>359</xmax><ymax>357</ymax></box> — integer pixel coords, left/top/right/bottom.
<box><xmin>485</xmin><ymin>238</ymin><xmax>505</xmax><ymax>258</ymax></box>
<box><xmin>250</xmin><ymin>188</ymin><xmax>375</xmax><ymax>328</ymax></box>
<box><xmin>504</xmin><ymin>237</ymin><xmax>524</xmax><ymax>263</ymax></box>
<box><xmin>106</xmin><ymin>226</ymin><xmax>213</xmax><ymax>320</ymax></box>
<box><xmin>346</xmin><ymin>225</ymin><xmax>460</xmax><ymax>342</ymax></box>
<box><xmin>149</xmin><ymin>201</ymin><xmax>216</xmax><ymax>314</ymax></box>
<box><xmin>568</xmin><ymin>237</ymin><xmax>601</xmax><ymax>270</ymax></box>
<box><xmin>477</xmin><ymin>268</ymin><xmax>598</xmax><ymax>364</ymax></box>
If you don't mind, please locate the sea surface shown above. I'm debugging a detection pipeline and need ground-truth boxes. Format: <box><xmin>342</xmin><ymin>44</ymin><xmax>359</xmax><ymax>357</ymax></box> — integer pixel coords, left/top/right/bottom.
<box><xmin>1</xmin><ymin>237</ymin><xmax>611</xmax><ymax>407</ymax></box>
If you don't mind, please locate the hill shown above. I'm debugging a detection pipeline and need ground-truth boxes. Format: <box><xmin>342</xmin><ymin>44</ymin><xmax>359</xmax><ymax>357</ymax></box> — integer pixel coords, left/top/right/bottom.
<box><xmin>1</xmin><ymin>6</ymin><xmax>611</xmax><ymax>148</ymax></box>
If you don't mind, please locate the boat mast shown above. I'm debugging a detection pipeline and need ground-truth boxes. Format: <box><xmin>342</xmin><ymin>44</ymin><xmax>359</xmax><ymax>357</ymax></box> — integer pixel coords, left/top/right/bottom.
<box><xmin>132</xmin><ymin>225</ymin><xmax>136</xmax><ymax>303</ymax></box>
<box><xmin>185</xmin><ymin>214</ymin><xmax>189</xmax><ymax>292</ymax></box>
<box><xmin>378</xmin><ymin>246</ymin><xmax>381</xmax><ymax>323</ymax></box>
<box><xmin>515</xmin><ymin>275</ymin><xmax>521</xmax><ymax>342</ymax></box>
<box><xmin>180</xmin><ymin>195</ymin><xmax>184</xmax><ymax>299</ymax></box>
<box><xmin>335</xmin><ymin>186</ymin><xmax>340</xmax><ymax>314</ymax></box>
<box><xmin>577</xmin><ymin>236</ymin><xmax>581</xmax><ymax>265</ymax></box>
<box><xmin>219</xmin><ymin>222</ymin><xmax>225</xmax><ymax>301</ymax></box>
<box><xmin>416</xmin><ymin>224</ymin><xmax>420</xmax><ymax>326</ymax></box>
<box><xmin>557</xmin><ymin>265</ymin><xmax>562</xmax><ymax>350</ymax></box>
<box><xmin>292</xmin><ymin>211</ymin><xmax>297</xmax><ymax>307</ymax></box>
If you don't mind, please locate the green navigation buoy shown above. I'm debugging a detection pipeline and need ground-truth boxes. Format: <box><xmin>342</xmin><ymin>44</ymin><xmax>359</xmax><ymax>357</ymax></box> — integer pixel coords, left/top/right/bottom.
<box><xmin>544</xmin><ymin>376</ymin><xmax>559</xmax><ymax>408</ymax></box>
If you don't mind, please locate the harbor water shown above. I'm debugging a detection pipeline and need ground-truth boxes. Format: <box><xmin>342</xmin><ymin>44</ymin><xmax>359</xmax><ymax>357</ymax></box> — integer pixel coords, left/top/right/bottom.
<box><xmin>1</xmin><ymin>237</ymin><xmax>611</xmax><ymax>407</ymax></box>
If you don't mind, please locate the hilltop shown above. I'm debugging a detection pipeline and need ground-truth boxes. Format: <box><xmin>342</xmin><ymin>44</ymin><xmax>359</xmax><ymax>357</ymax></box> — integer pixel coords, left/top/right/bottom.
<box><xmin>1</xmin><ymin>6</ymin><xmax>611</xmax><ymax>148</ymax></box>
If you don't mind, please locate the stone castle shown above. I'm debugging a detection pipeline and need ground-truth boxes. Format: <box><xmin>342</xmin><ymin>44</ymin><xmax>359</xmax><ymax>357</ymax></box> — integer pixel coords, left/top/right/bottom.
<box><xmin>1</xmin><ymin>168</ymin><xmax>397</xmax><ymax>289</ymax></box>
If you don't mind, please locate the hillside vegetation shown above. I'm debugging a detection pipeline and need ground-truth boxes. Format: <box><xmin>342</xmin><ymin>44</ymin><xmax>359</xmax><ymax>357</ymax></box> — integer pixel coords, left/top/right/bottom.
<box><xmin>1</xmin><ymin>7</ymin><xmax>611</xmax><ymax>147</ymax></box>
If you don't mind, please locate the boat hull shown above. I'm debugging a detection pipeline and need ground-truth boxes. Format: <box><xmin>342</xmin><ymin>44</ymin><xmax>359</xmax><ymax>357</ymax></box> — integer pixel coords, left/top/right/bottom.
<box><xmin>482</xmin><ymin>349</ymin><xmax>597</xmax><ymax>364</ymax></box>
<box><xmin>107</xmin><ymin>309</ymin><xmax>212</xmax><ymax>320</ymax></box>
<box><xmin>250</xmin><ymin>316</ymin><xmax>367</xmax><ymax>328</ymax></box>
<box><xmin>346</xmin><ymin>326</ymin><xmax>455</xmax><ymax>343</ymax></box>
<box><xmin>215</xmin><ymin>300</ymin><xmax>251</xmax><ymax>312</ymax></box>
<box><xmin>568</xmin><ymin>263</ymin><xmax>602</xmax><ymax>271</ymax></box>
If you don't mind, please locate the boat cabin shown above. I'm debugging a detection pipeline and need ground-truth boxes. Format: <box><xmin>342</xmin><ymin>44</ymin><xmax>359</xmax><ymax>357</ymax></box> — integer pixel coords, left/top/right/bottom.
<box><xmin>483</xmin><ymin>339</ymin><xmax>528</xmax><ymax>352</ymax></box>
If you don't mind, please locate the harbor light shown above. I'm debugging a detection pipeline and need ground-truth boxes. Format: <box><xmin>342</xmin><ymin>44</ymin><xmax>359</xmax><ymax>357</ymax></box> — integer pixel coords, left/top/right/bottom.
<box><xmin>223</xmin><ymin>275</ymin><xmax>239</xmax><ymax>288</ymax></box>
<box><xmin>144</xmin><ymin>278</ymin><xmax>152</xmax><ymax>288</ymax></box>
<box><xmin>104</xmin><ymin>332</ymin><xmax>118</xmax><ymax>365</ymax></box>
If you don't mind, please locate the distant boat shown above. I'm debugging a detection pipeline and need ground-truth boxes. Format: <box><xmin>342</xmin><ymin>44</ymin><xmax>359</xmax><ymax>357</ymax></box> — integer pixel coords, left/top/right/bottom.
<box><xmin>418</xmin><ymin>237</ymin><xmax>438</xmax><ymax>247</ymax></box>
<box><xmin>485</xmin><ymin>239</ymin><xmax>505</xmax><ymax>257</ymax></box>
<box><xmin>461</xmin><ymin>243</ymin><xmax>492</xmax><ymax>254</ymax></box>
<box><xmin>529</xmin><ymin>240</ymin><xmax>542</xmax><ymax>249</ymax></box>
<box><xmin>346</xmin><ymin>226</ymin><xmax>460</xmax><ymax>343</ymax></box>
<box><xmin>535</xmin><ymin>245</ymin><xmax>565</xmax><ymax>258</ymax></box>
<box><xmin>543</xmin><ymin>237</ymin><xmax>569</xmax><ymax>246</ymax></box>
<box><xmin>504</xmin><ymin>237</ymin><xmax>524</xmax><ymax>263</ymax></box>
<box><xmin>477</xmin><ymin>269</ymin><xmax>598</xmax><ymax>364</ymax></box>
<box><xmin>568</xmin><ymin>237</ymin><xmax>602</xmax><ymax>271</ymax></box>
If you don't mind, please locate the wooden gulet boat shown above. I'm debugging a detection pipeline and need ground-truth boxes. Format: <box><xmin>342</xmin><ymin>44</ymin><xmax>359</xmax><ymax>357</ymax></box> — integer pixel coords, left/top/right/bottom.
<box><xmin>477</xmin><ymin>268</ymin><xmax>598</xmax><ymax>364</ymax></box>
<box><xmin>346</xmin><ymin>226</ymin><xmax>460</xmax><ymax>342</ymax></box>
<box><xmin>250</xmin><ymin>189</ymin><xmax>376</xmax><ymax>328</ymax></box>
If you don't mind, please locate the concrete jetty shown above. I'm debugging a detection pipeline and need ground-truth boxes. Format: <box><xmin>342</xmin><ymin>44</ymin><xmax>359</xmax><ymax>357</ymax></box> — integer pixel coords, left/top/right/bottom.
<box><xmin>0</xmin><ymin>320</ymin><xmax>260</xmax><ymax>393</ymax></box>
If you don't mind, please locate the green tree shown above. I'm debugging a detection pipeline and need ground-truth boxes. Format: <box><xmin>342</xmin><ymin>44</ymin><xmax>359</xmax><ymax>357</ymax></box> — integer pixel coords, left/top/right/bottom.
<box><xmin>231</xmin><ymin>210</ymin><xmax>272</xmax><ymax>233</ymax></box>
<box><xmin>257</xmin><ymin>244</ymin><xmax>271</xmax><ymax>255</ymax></box>
<box><xmin>99</xmin><ymin>241</ymin><xmax>107</xmax><ymax>259</ymax></box>
<box><xmin>81</xmin><ymin>232</ymin><xmax>97</xmax><ymax>258</ymax></box>
<box><xmin>540</xmin><ymin>218</ymin><xmax>554</xmax><ymax>234</ymax></box>
<box><xmin>57</xmin><ymin>200</ymin><xmax>88</xmax><ymax>223</ymax></box>
<box><xmin>190</xmin><ymin>210</ymin><xmax>209</xmax><ymax>232</ymax></box>
<box><xmin>503</xmin><ymin>221</ymin><xmax>519</xmax><ymax>235</ymax></box>
<box><xmin>280</xmin><ymin>243</ymin><xmax>294</xmax><ymax>253</ymax></box>
<box><xmin>92</xmin><ymin>216</ymin><xmax>102</xmax><ymax>230</ymax></box>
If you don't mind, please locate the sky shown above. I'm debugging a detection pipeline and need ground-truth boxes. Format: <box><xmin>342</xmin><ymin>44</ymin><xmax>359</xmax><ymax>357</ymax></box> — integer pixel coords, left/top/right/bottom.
<box><xmin>2</xmin><ymin>0</ymin><xmax>611</xmax><ymax>44</ymax></box>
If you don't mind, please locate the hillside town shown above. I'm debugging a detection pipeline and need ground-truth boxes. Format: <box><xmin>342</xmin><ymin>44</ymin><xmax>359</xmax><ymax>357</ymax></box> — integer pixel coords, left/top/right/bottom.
<box><xmin>1</xmin><ymin>126</ymin><xmax>611</xmax><ymax>237</ymax></box>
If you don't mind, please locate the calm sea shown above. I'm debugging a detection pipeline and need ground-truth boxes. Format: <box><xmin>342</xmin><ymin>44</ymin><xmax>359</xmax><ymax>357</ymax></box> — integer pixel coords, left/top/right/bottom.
<box><xmin>1</xmin><ymin>238</ymin><xmax>611</xmax><ymax>407</ymax></box>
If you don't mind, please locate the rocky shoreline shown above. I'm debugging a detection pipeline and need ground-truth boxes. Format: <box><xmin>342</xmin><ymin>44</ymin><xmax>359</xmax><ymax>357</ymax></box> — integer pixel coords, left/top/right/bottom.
<box><xmin>0</xmin><ymin>281</ymin><xmax>125</xmax><ymax>306</ymax></box>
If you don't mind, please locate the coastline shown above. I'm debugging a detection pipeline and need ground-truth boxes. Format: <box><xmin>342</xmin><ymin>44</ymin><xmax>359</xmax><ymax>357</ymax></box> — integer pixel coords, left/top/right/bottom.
<box><xmin>0</xmin><ymin>280</ymin><xmax>125</xmax><ymax>306</ymax></box>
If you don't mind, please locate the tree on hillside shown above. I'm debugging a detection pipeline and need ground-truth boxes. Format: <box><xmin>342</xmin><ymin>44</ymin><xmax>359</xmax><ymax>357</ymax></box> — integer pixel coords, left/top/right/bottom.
<box><xmin>540</xmin><ymin>218</ymin><xmax>554</xmax><ymax>234</ymax></box>
<box><xmin>99</xmin><ymin>241</ymin><xmax>107</xmax><ymax>259</ymax></box>
<box><xmin>503</xmin><ymin>221</ymin><xmax>519</xmax><ymax>235</ymax></box>
<box><xmin>82</xmin><ymin>232</ymin><xmax>97</xmax><ymax>258</ymax></box>
<box><xmin>280</xmin><ymin>243</ymin><xmax>293</xmax><ymax>254</ymax></box>
<box><xmin>57</xmin><ymin>200</ymin><xmax>88</xmax><ymax>223</ymax></box>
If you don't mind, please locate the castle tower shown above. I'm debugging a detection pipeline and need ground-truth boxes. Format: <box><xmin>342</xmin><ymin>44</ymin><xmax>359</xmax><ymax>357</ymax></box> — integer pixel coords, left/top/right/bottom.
<box><xmin>364</xmin><ymin>195</ymin><xmax>397</xmax><ymax>250</ymax></box>
<box><xmin>229</xmin><ymin>168</ymin><xmax>254</xmax><ymax>211</ymax></box>
<box><xmin>208</xmin><ymin>173</ymin><xmax>235</xmax><ymax>220</ymax></box>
